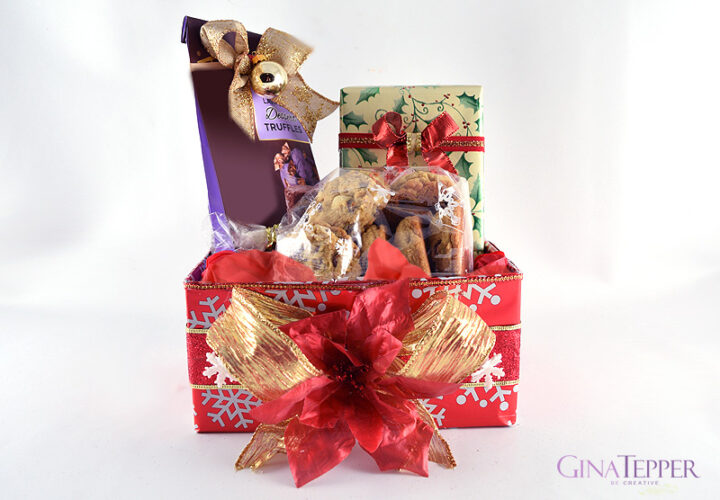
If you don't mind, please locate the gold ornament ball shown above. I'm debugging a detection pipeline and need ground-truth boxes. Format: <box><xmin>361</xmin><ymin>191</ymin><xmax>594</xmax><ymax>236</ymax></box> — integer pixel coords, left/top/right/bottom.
<box><xmin>250</xmin><ymin>61</ymin><xmax>288</xmax><ymax>97</ymax></box>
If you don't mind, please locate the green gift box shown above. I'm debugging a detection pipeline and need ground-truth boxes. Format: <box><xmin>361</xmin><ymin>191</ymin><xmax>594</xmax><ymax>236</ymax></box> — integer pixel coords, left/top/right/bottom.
<box><xmin>338</xmin><ymin>85</ymin><xmax>485</xmax><ymax>252</ymax></box>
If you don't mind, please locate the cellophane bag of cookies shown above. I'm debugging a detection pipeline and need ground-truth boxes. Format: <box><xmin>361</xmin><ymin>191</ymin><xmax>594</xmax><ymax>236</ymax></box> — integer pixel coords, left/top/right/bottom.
<box><xmin>382</xmin><ymin>167</ymin><xmax>473</xmax><ymax>276</ymax></box>
<box><xmin>275</xmin><ymin>167</ymin><xmax>473</xmax><ymax>280</ymax></box>
<box><xmin>276</xmin><ymin>169</ymin><xmax>392</xmax><ymax>280</ymax></box>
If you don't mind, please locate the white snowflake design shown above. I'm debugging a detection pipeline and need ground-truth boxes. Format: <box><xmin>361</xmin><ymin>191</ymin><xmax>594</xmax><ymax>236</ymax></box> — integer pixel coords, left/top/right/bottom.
<box><xmin>368</xmin><ymin>182</ymin><xmax>393</xmax><ymax>204</ymax></box>
<box><xmin>435</xmin><ymin>183</ymin><xmax>460</xmax><ymax>225</ymax></box>
<box><xmin>202</xmin><ymin>352</ymin><xmax>237</xmax><ymax>387</ymax></box>
<box><xmin>470</xmin><ymin>353</ymin><xmax>505</xmax><ymax>390</ymax></box>
<box><xmin>187</xmin><ymin>296</ymin><xmax>226</xmax><ymax>329</ymax></box>
<box><xmin>410</xmin><ymin>282</ymin><xmax>501</xmax><ymax>308</ymax></box>
<box><xmin>418</xmin><ymin>397</ymin><xmax>446</xmax><ymax>427</ymax></box>
<box><xmin>456</xmin><ymin>384</ymin><xmax>514</xmax><ymax>412</ymax></box>
<box><xmin>201</xmin><ymin>388</ymin><xmax>262</xmax><ymax>429</ymax></box>
<box><xmin>264</xmin><ymin>288</ymin><xmax>341</xmax><ymax>313</ymax></box>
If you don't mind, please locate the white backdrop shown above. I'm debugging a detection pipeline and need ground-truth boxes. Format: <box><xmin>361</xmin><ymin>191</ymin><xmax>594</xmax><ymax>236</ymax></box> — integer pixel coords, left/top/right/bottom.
<box><xmin>1</xmin><ymin>0</ymin><xmax>719</xmax><ymax>498</ymax></box>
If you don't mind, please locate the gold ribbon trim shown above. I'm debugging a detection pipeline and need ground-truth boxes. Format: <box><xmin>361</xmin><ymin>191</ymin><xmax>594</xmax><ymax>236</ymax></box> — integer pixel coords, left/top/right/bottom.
<box><xmin>190</xmin><ymin>380</ymin><xmax>519</xmax><ymax>391</ymax></box>
<box><xmin>199</xmin><ymin>20</ymin><xmax>338</xmax><ymax>140</ymax></box>
<box><xmin>184</xmin><ymin>273</ymin><xmax>523</xmax><ymax>290</ymax></box>
<box><xmin>187</xmin><ymin>323</ymin><xmax>521</xmax><ymax>335</ymax></box>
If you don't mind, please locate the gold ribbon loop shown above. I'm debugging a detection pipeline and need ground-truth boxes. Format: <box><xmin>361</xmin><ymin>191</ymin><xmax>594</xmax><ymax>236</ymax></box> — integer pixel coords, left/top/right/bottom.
<box><xmin>199</xmin><ymin>20</ymin><xmax>338</xmax><ymax>141</ymax></box>
<box><xmin>391</xmin><ymin>292</ymin><xmax>495</xmax><ymax>382</ymax></box>
<box><xmin>256</xmin><ymin>28</ymin><xmax>312</xmax><ymax>76</ymax></box>
<box><xmin>205</xmin><ymin>289</ymin><xmax>318</xmax><ymax>401</ymax></box>
<box><xmin>199</xmin><ymin>20</ymin><xmax>249</xmax><ymax>70</ymax></box>
<box><xmin>235</xmin><ymin>422</ymin><xmax>288</xmax><ymax>471</ymax></box>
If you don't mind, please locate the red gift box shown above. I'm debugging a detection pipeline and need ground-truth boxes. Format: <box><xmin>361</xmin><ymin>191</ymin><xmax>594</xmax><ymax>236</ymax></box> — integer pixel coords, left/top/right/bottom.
<box><xmin>184</xmin><ymin>242</ymin><xmax>522</xmax><ymax>432</ymax></box>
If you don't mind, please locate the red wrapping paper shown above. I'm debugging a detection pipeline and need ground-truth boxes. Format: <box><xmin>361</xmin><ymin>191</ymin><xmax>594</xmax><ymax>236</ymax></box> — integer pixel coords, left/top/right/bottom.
<box><xmin>186</xmin><ymin>243</ymin><xmax>522</xmax><ymax>433</ymax></box>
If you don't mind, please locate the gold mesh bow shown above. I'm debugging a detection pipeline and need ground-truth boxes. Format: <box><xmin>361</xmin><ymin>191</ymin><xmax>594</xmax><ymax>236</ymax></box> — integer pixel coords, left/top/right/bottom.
<box><xmin>199</xmin><ymin>20</ymin><xmax>338</xmax><ymax>140</ymax></box>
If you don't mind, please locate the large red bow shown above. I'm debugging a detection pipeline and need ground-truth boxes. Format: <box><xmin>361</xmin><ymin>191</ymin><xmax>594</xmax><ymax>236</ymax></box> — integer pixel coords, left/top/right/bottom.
<box><xmin>206</xmin><ymin>280</ymin><xmax>496</xmax><ymax>486</ymax></box>
<box><xmin>371</xmin><ymin>111</ymin><xmax>459</xmax><ymax>173</ymax></box>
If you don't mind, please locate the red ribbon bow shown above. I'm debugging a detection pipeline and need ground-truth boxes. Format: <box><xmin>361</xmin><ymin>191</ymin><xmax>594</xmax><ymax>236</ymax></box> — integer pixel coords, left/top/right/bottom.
<box><xmin>207</xmin><ymin>279</ymin><xmax>496</xmax><ymax>486</ymax></box>
<box><xmin>371</xmin><ymin>111</ymin><xmax>459</xmax><ymax>173</ymax></box>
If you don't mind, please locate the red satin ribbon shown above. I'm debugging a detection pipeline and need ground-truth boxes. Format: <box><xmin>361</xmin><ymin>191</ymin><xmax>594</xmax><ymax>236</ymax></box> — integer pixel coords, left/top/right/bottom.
<box><xmin>371</xmin><ymin>111</ymin><xmax>409</xmax><ymax>166</ymax></box>
<box><xmin>419</xmin><ymin>112</ymin><xmax>459</xmax><ymax>171</ymax></box>
<box><xmin>370</xmin><ymin>111</ymin><xmax>459</xmax><ymax>172</ymax></box>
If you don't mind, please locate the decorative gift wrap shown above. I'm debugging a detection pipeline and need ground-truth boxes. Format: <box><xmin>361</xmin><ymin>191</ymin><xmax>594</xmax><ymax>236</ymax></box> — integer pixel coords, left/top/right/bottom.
<box><xmin>185</xmin><ymin>243</ymin><xmax>521</xmax><ymax>433</ymax></box>
<box><xmin>338</xmin><ymin>86</ymin><xmax>485</xmax><ymax>251</ymax></box>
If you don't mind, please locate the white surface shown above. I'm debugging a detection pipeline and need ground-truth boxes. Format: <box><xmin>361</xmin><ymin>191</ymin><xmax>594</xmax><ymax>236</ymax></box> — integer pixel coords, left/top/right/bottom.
<box><xmin>1</xmin><ymin>0</ymin><xmax>719</xmax><ymax>498</ymax></box>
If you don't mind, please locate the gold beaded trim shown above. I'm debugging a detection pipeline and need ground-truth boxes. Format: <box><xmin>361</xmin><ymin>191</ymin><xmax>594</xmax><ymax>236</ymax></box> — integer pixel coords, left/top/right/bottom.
<box><xmin>187</xmin><ymin>323</ymin><xmax>521</xmax><ymax>335</ymax></box>
<box><xmin>185</xmin><ymin>274</ymin><xmax>523</xmax><ymax>290</ymax></box>
<box><xmin>338</xmin><ymin>136</ymin><xmax>486</xmax><ymax>149</ymax></box>
<box><xmin>190</xmin><ymin>379</ymin><xmax>519</xmax><ymax>391</ymax></box>
<box><xmin>339</xmin><ymin>136</ymin><xmax>376</xmax><ymax>146</ymax></box>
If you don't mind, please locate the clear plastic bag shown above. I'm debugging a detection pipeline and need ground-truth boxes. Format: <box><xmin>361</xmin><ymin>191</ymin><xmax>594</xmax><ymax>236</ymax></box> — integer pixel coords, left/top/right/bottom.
<box><xmin>275</xmin><ymin>167</ymin><xmax>473</xmax><ymax>280</ymax></box>
<box><xmin>382</xmin><ymin>168</ymin><xmax>473</xmax><ymax>276</ymax></box>
<box><xmin>276</xmin><ymin>169</ymin><xmax>392</xmax><ymax>280</ymax></box>
<box><xmin>208</xmin><ymin>211</ymin><xmax>271</xmax><ymax>253</ymax></box>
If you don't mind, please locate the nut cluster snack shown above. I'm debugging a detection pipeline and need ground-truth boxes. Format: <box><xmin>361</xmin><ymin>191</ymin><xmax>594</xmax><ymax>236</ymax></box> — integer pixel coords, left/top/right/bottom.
<box><xmin>276</xmin><ymin>167</ymin><xmax>472</xmax><ymax>280</ymax></box>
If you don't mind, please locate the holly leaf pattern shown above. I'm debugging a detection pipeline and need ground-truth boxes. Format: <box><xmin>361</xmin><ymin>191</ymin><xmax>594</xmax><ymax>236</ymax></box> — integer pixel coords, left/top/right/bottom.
<box><xmin>357</xmin><ymin>87</ymin><xmax>380</xmax><ymax>104</ymax></box>
<box><xmin>341</xmin><ymin>148</ymin><xmax>352</xmax><ymax>167</ymax></box>
<box><xmin>392</xmin><ymin>95</ymin><xmax>407</xmax><ymax>114</ymax></box>
<box><xmin>342</xmin><ymin>111</ymin><xmax>367</xmax><ymax>129</ymax></box>
<box><xmin>457</xmin><ymin>92</ymin><xmax>479</xmax><ymax>110</ymax></box>
<box><xmin>357</xmin><ymin>148</ymin><xmax>378</xmax><ymax>164</ymax></box>
<box><xmin>473</xmin><ymin>213</ymin><xmax>484</xmax><ymax>252</ymax></box>
<box><xmin>454</xmin><ymin>152</ymin><xmax>473</xmax><ymax>179</ymax></box>
<box><xmin>340</xmin><ymin>89</ymin><xmax>348</xmax><ymax>106</ymax></box>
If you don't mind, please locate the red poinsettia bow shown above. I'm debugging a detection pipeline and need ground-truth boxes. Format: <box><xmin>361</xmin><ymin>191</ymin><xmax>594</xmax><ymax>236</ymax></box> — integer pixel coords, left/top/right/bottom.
<box><xmin>371</xmin><ymin>111</ymin><xmax>459</xmax><ymax>173</ymax></box>
<box><xmin>206</xmin><ymin>280</ymin><xmax>495</xmax><ymax>487</ymax></box>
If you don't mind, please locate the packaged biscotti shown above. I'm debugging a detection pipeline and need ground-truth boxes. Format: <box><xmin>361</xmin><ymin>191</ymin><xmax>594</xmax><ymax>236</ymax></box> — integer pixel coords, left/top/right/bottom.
<box><xmin>382</xmin><ymin>167</ymin><xmax>473</xmax><ymax>276</ymax></box>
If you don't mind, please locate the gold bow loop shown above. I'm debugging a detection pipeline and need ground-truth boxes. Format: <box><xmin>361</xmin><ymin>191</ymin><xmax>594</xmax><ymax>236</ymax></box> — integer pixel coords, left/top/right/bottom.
<box><xmin>200</xmin><ymin>20</ymin><xmax>338</xmax><ymax>140</ymax></box>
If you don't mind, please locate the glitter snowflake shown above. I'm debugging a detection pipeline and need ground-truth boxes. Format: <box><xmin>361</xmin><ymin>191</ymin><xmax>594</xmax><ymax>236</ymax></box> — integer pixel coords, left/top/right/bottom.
<box><xmin>202</xmin><ymin>352</ymin><xmax>236</xmax><ymax>387</ymax></box>
<box><xmin>418</xmin><ymin>397</ymin><xmax>446</xmax><ymax>427</ymax></box>
<box><xmin>435</xmin><ymin>183</ymin><xmax>460</xmax><ymax>225</ymax></box>
<box><xmin>201</xmin><ymin>388</ymin><xmax>262</xmax><ymax>429</ymax></box>
<box><xmin>470</xmin><ymin>353</ymin><xmax>505</xmax><ymax>390</ymax></box>
<box><xmin>187</xmin><ymin>296</ymin><xmax>226</xmax><ymax>329</ymax></box>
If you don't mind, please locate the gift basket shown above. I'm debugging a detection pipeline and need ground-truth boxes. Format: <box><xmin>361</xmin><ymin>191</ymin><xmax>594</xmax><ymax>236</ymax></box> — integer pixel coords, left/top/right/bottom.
<box><xmin>182</xmin><ymin>16</ymin><xmax>522</xmax><ymax>487</ymax></box>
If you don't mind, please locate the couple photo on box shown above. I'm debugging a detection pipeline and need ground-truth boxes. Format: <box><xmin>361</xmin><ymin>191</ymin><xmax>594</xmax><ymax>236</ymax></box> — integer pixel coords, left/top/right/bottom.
<box><xmin>272</xmin><ymin>141</ymin><xmax>319</xmax><ymax>188</ymax></box>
